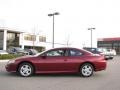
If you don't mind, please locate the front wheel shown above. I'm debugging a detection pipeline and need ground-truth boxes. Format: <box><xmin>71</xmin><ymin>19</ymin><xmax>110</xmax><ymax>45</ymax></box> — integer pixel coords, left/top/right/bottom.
<box><xmin>18</xmin><ymin>63</ymin><xmax>34</xmax><ymax>77</ymax></box>
<box><xmin>80</xmin><ymin>63</ymin><xmax>94</xmax><ymax>77</ymax></box>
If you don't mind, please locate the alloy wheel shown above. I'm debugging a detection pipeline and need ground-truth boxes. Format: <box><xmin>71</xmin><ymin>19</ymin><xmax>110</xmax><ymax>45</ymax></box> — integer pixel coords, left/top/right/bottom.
<box><xmin>18</xmin><ymin>63</ymin><xmax>33</xmax><ymax>77</ymax></box>
<box><xmin>80</xmin><ymin>63</ymin><xmax>94</xmax><ymax>77</ymax></box>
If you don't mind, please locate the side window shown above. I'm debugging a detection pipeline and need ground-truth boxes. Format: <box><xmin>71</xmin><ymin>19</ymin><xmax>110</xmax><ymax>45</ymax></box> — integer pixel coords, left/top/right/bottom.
<box><xmin>69</xmin><ymin>49</ymin><xmax>83</xmax><ymax>56</ymax></box>
<box><xmin>46</xmin><ymin>49</ymin><xmax>65</xmax><ymax>56</ymax></box>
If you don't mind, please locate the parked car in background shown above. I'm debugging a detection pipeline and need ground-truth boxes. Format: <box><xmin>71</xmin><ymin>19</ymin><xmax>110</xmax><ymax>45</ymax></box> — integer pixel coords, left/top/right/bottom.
<box><xmin>7</xmin><ymin>47</ymin><xmax>29</xmax><ymax>55</ymax></box>
<box><xmin>98</xmin><ymin>48</ymin><xmax>116</xmax><ymax>59</ymax></box>
<box><xmin>106</xmin><ymin>49</ymin><xmax>116</xmax><ymax>56</ymax></box>
<box><xmin>5</xmin><ymin>47</ymin><xmax>107</xmax><ymax>77</ymax></box>
<box><xmin>25</xmin><ymin>49</ymin><xmax>38</xmax><ymax>55</ymax></box>
<box><xmin>83</xmin><ymin>47</ymin><xmax>115</xmax><ymax>60</ymax></box>
<box><xmin>0</xmin><ymin>50</ymin><xmax>8</xmax><ymax>55</ymax></box>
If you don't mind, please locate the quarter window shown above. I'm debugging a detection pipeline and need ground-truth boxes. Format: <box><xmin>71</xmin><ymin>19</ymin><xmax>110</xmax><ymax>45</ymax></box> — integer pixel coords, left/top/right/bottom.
<box><xmin>69</xmin><ymin>49</ymin><xmax>83</xmax><ymax>56</ymax></box>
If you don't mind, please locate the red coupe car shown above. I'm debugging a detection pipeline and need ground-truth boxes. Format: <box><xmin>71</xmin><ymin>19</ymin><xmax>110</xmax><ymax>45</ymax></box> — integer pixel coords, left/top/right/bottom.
<box><xmin>5</xmin><ymin>47</ymin><xmax>107</xmax><ymax>77</ymax></box>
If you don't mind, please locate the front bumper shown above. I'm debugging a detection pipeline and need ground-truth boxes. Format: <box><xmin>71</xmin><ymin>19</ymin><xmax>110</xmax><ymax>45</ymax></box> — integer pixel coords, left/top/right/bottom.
<box><xmin>5</xmin><ymin>63</ymin><xmax>17</xmax><ymax>72</ymax></box>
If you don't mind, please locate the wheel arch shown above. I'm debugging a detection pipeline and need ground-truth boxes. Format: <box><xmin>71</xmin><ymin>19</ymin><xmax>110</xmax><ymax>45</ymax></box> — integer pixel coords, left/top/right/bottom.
<box><xmin>17</xmin><ymin>61</ymin><xmax>36</xmax><ymax>73</ymax></box>
<box><xmin>79</xmin><ymin>62</ymin><xmax>96</xmax><ymax>72</ymax></box>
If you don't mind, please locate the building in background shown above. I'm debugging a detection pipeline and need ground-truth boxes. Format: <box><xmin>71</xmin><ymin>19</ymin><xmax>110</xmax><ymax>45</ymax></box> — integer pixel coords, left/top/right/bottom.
<box><xmin>0</xmin><ymin>28</ymin><xmax>47</xmax><ymax>51</ymax></box>
<box><xmin>97</xmin><ymin>37</ymin><xmax>120</xmax><ymax>54</ymax></box>
<box><xmin>20</xmin><ymin>33</ymin><xmax>47</xmax><ymax>51</ymax></box>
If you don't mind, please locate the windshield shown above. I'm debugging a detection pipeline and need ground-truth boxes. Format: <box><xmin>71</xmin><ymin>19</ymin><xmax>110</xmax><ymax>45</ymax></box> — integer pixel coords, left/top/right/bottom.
<box><xmin>34</xmin><ymin>50</ymin><xmax>48</xmax><ymax>56</ymax></box>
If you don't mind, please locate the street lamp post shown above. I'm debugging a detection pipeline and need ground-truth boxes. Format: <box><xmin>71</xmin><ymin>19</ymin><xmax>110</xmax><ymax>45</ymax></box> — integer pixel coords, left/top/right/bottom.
<box><xmin>48</xmin><ymin>12</ymin><xmax>59</xmax><ymax>48</ymax></box>
<box><xmin>88</xmin><ymin>28</ymin><xmax>95</xmax><ymax>48</ymax></box>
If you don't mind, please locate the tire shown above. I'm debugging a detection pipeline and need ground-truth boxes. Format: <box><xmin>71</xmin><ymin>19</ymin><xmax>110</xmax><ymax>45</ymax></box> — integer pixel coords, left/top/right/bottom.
<box><xmin>80</xmin><ymin>63</ymin><xmax>94</xmax><ymax>77</ymax></box>
<box><xmin>18</xmin><ymin>63</ymin><xmax>34</xmax><ymax>77</ymax></box>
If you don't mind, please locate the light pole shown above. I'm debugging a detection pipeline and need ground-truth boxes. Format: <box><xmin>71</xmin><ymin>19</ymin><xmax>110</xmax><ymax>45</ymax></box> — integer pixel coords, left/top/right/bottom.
<box><xmin>48</xmin><ymin>12</ymin><xmax>59</xmax><ymax>48</ymax></box>
<box><xmin>88</xmin><ymin>28</ymin><xmax>95</xmax><ymax>48</ymax></box>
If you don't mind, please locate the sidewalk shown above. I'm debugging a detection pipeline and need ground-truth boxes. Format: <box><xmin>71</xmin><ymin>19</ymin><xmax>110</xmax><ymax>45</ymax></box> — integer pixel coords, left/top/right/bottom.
<box><xmin>0</xmin><ymin>60</ymin><xmax>9</xmax><ymax>63</ymax></box>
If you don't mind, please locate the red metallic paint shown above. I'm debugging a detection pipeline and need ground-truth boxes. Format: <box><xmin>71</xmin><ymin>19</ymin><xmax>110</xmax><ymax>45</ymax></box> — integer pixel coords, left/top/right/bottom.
<box><xmin>5</xmin><ymin>47</ymin><xmax>107</xmax><ymax>75</ymax></box>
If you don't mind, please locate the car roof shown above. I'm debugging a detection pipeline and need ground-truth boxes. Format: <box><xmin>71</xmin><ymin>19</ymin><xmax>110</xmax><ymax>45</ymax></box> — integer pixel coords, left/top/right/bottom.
<box><xmin>47</xmin><ymin>47</ymin><xmax>93</xmax><ymax>54</ymax></box>
<box><xmin>48</xmin><ymin>47</ymin><xmax>80</xmax><ymax>50</ymax></box>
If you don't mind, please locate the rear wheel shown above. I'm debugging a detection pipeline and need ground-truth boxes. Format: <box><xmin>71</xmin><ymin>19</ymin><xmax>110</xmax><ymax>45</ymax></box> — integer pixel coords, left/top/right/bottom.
<box><xmin>80</xmin><ymin>63</ymin><xmax>94</xmax><ymax>77</ymax></box>
<box><xmin>18</xmin><ymin>63</ymin><xmax>34</xmax><ymax>77</ymax></box>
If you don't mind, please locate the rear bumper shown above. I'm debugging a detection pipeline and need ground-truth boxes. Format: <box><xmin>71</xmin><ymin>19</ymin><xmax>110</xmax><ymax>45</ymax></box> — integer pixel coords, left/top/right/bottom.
<box><xmin>105</xmin><ymin>55</ymin><xmax>114</xmax><ymax>59</ymax></box>
<box><xmin>94</xmin><ymin>60</ymin><xmax>107</xmax><ymax>71</ymax></box>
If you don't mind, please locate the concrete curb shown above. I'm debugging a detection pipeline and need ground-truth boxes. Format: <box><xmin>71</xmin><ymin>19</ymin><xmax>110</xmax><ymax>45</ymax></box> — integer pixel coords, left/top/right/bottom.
<box><xmin>0</xmin><ymin>60</ymin><xmax>9</xmax><ymax>63</ymax></box>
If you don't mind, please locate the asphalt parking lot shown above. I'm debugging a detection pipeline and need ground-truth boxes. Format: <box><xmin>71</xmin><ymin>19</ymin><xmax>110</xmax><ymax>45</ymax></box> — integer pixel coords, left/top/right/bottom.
<box><xmin>0</xmin><ymin>56</ymin><xmax>120</xmax><ymax>90</ymax></box>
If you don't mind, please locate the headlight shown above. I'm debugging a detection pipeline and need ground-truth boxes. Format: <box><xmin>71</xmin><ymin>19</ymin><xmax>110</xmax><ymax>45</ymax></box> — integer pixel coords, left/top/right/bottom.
<box><xmin>7</xmin><ymin>60</ymin><xmax>15</xmax><ymax>64</ymax></box>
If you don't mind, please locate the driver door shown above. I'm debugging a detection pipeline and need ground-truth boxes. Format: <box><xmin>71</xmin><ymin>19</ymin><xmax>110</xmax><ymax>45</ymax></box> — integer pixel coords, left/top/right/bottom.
<box><xmin>37</xmin><ymin>49</ymin><xmax>67</xmax><ymax>72</ymax></box>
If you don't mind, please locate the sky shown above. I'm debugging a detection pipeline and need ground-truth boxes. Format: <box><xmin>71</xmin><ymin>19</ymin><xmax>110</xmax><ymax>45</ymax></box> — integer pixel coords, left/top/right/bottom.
<box><xmin>0</xmin><ymin>0</ymin><xmax>120</xmax><ymax>48</ymax></box>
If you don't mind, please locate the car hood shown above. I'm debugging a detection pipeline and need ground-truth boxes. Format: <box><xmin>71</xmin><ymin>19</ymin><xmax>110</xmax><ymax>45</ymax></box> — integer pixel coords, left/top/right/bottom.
<box><xmin>15</xmin><ymin>55</ymin><xmax>36</xmax><ymax>60</ymax></box>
